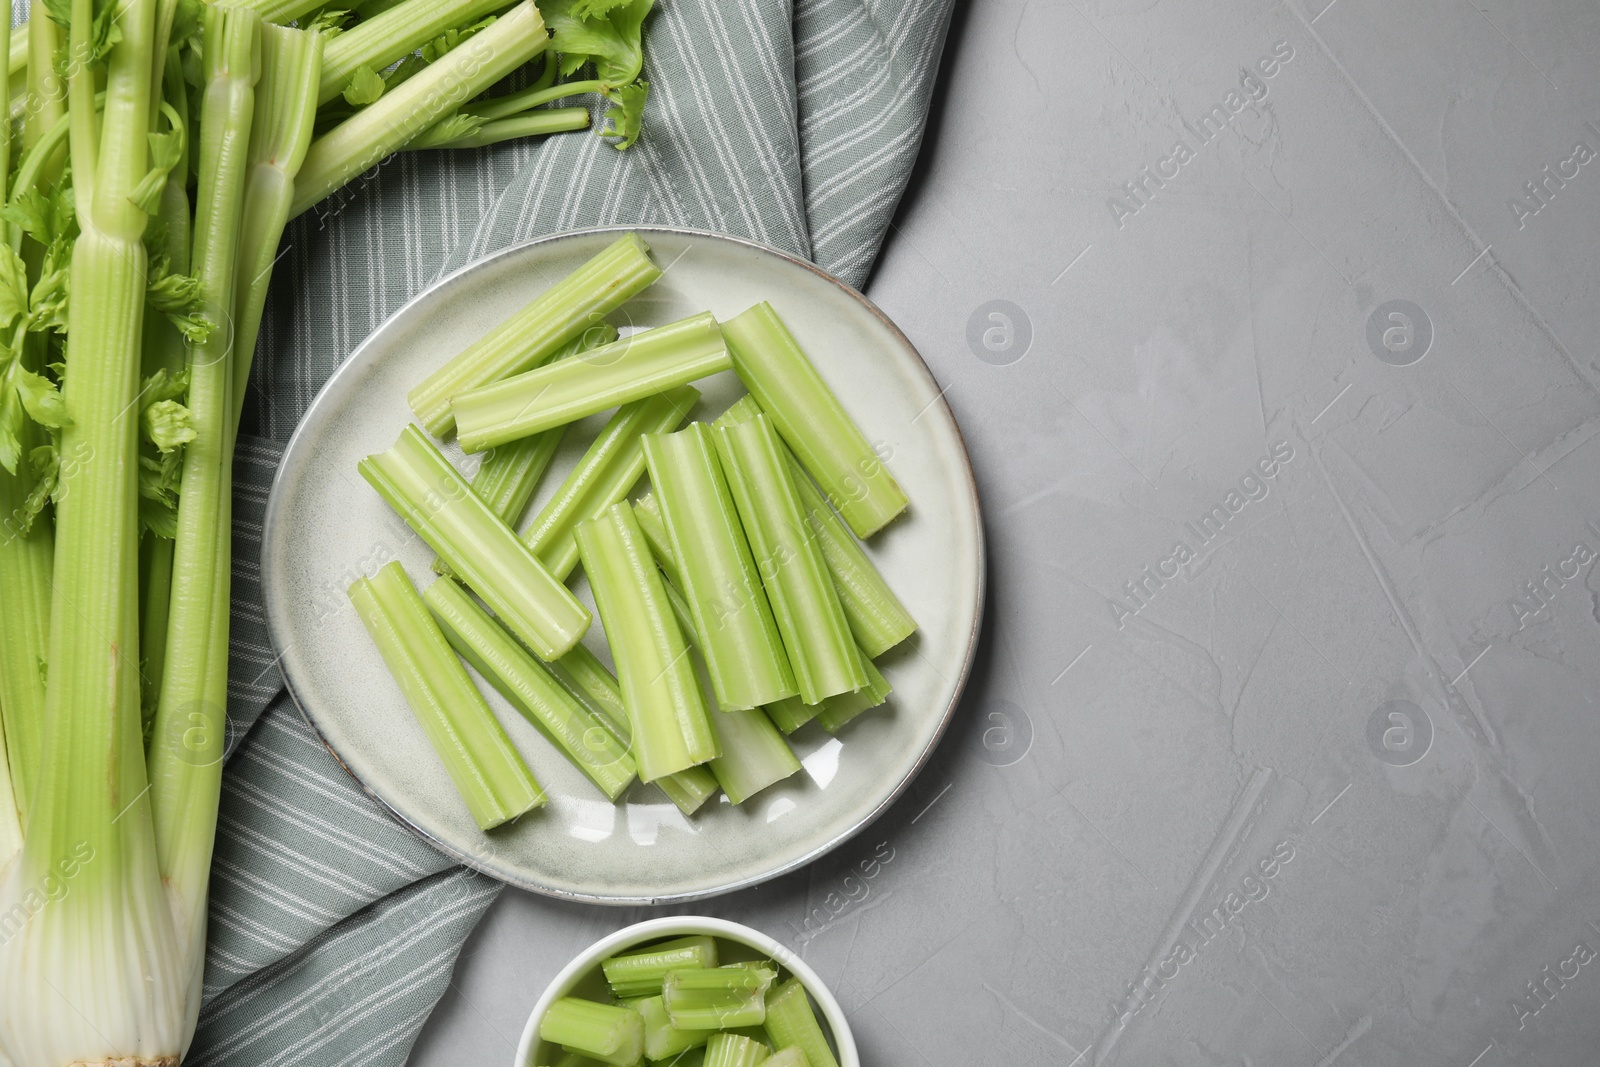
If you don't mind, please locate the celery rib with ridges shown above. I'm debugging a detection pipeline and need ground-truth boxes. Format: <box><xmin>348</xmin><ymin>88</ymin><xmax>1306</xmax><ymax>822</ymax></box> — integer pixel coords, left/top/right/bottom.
<box><xmin>764</xmin><ymin>978</ymin><xmax>840</xmax><ymax>1067</ymax></box>
<box><xmin>644</xmin><ymin>424</ymin><xmax>797</xmax><ymax>710</ymax></box>
<box><xmin>359</xmin><ymin>424</ymin><xmax>591</xmax><ymax>660</ymax></box>
<box><xmin>573</xmin><ymin>503</ymin><xmax>718</xmax><ymax>781</ymax></box>
<box><xmin>349</xmin><ymin>563</ymin><xmax>545</xmax><ymax>829</ymax></box>
<box><xmin>717</xmin><ymin>414</ymin><xmax>869</xmax><ymax>704</ymax></box>
<box><xmin>408</xmin><ymin>233</ymin><xmax>660</xmax><ymax>437</ymax></box>
<box><xmin>662</xmin><ymin>965</ymin><xmax>777</xmax><ymax>1029</ymax></box>
<box><xmin>548</xmin><ymin>645</ymin><xmax>720</xmax><ymax>815</ymax></box>
<box><xmin>523</xmin><ymin>385</ymin><xmax>699</xmax><ymax>581</ymax></box>
<box><xmin>424</xmin><ymin>577</ymin><xmax>636</xmax><ymax>802</ymax></box>
<box><xmin>316</xmin><ymin>0</ymin><xmax>507</xmax><ymax>106</ymax></box>
<box><xmin>603</xmin><ymin>934</ymin><xmax>718</xmax><ymax>997</ymax></box>
<box><xmin>704</xmin><ymin>1033</ymin><xmax>772</xmax><ymax>1067</ymax></box>
<box><xmin>454</xmin><ymin>312</ymin><xmax>730</xmax><ymax>452</ymax></box>
<box><xmin>628</xmin><ymin>995</ymin><xmax>716</xmax><ymax>1061</ymax></box>
<box><xmin>646</xmin><ymin>517</ymin><xmax>801</xmax><ymax>803</ymax></box>
<box><xmin>291</xmin><ymin>1</ymin><xmax>550</xmax><ymax>218</ymax></box>
<box><xmin>539</xmin><ymin>998</ymin><xmax>645</xmax><ymax>1067</ymax></box>
<box><xmin>714</xmin><ymin>396</ymin><xmax>916</xmax><ymax>656</ymax></box>
<box><xmin>722</xmin><ymin>302</ymin><xmax>907</xmax><ymax>538</ymax></box>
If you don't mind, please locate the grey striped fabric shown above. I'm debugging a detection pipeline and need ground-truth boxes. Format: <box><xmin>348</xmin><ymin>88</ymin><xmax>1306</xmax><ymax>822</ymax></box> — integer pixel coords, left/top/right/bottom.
<box><xmin>197</xmin><ymin>1</ymin><xmax>955</xmax><ymax>1062</ymax></box>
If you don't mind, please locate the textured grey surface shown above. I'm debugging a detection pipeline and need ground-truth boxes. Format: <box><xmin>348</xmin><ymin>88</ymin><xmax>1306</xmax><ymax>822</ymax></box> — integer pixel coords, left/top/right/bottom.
<box><xmin>413</xmin><ymin>1</ymin><xmax>1600</xmax><ymax>1064</ymax></box>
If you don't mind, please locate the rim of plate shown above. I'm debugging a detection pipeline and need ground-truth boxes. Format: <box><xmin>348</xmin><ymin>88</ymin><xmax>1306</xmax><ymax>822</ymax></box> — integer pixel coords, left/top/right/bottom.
<box><xmin>263</xmin><ymin>224</ymin><xmax>987</xmax><ymax>904</ymax></box>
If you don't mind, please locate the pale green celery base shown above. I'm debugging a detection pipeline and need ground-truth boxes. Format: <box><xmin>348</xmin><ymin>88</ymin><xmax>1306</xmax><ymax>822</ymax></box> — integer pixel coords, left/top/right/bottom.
<box><xmin>424</xmin><ymin>577</ymin><xmax>636</xmax><ymax>802</ymax></box>
<box><xmin>523</xmin><ymin>386</ymin><xmax>699</xmax><ymax>582</ymax></box>
<box><xmin>643</xmin><ymin>424</ymin><xmax>796</xmax><ymax>711</ymax></box>
<box><xmin>763</xmin><ymin>978</ymin><xmax>840</xmax><ymax>1067</ymax></box>
<box><xmin>573</xmin><ymin>504</ymin><xmax>716</xmax><ymax>782</ymax></box>
<box><xmin>350</xmin><ymin>562</ymin><xmax>545</xmax><ymax>829</ymax></box>
<box><xmin>453</xmin><ymin>313</ymin><xmax>727</xmax><ymax>451</ymax></box>
<box><xmin>715</xmin><ymin>415</ymin><xmax>868</xmax><ymax>704</ymax></box>
<box><xmin>721</xmin><ymin>302</ymin><xmax>908</xmax><ymax>538</ymax></box>
<box><xmin>408</xmin><ymin>232</ymin><xmax>659</xmax><ymax>436</ymax></box>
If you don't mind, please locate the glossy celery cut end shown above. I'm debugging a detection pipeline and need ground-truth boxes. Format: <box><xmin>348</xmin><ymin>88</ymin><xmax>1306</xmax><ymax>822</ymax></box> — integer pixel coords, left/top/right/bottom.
<box><xmin>538</xmin><ymin>997</ymin><xmax>645</xmax><ymax>1067</ymax></box>
<box><xmin>548</xmin><ymin>643</ymin><xmax>720</xmax><ymax>815</ymax></box>
<box><xmin>653</xmin><ymin>563</ymin><xmax>801</xmax><ymax>804</ymax></box>
<box><xmin>703</xmin><ymin>1033</ymin><xmax>771</xmax><ymax>1067</ymax></box>
<box><xmin>602</xmin><ymin>935</ymin><xmax>718</xmax><ymax>998</ymax></box>
<box><xmin>716</xmin><ymin>415</ymin><xmax>869</xmax><ymax>704</ymax></box>
<box><xmin>816</xmin><ymin>657</ymin><xmax>891</xmax><ymax>732</ymax></box>
<box><xmin>763</xmin><ymin>1049</ymin><xmax>812</xmax><ymax>1067</ymax></box>
<box><xmin>453</xmin><ymin>312</ymin><xmax>729</xmax><ymax>452</ymax></box>
<box><xmin>423</xmin><ymin>578</ymin><xmax>636</xmax><ymax>801</ymax></box>
<box><xmin>662</xmin><ymin>965</ymin><xmax>777</xmax><ymax>1030</ymax></box>
<box><xmin>359</xmin><ymin>425</ymin><xmax>591</xmax><ymax>659</ymax></box>
<box><xmin>643</xmin><ymin>424</ymin><xmax>797</xmax><ymax>710</ymax></box>
<box><xmin>523</xmin><ymin>386</ymin><xmax>698</xmax><ymax>581</ymax></box>
<box><xmin>763</xmin><ymin>978</ymin><xmax>839</xmax><ymax>1067</ymax></box>
<box><xmin>574</xmin><ymin>503</ymin><xmax>718</xmax><ymax>781</ymax></box>
<box><xmin>348</xmin><ymin>562</ymin><xmax>544</xmax><ymax>830</ymax></box>
<box><xmin>629</xmin><ymin>995</ymin><xmax>715</xmax><ymax>1061</ymax></box>
<box><xmin>408</xmin><ymin>235</ymin><xmax>659</xmax><ymax>436</ymax></box>
<box><xmin>721</xmin><ymin>303</ymin><xmax>907</xmax><ymax>537</ymax></box>
<box><xmin>716</xmin><ymin>394</ymin><xmax>914</xmax><ymax>656</ymax></box>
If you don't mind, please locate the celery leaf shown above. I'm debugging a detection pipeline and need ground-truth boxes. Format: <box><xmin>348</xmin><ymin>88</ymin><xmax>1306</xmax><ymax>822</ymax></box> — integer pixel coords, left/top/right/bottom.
<box><xmin>12</xmin><ymin>368</ymin><xmax>69</xmax><ymax>429</ymax></box>
<box><xmin>143</xmin><ymin>399</ymin><xmax>196</xmax><ymax>453</ymax></box>
<box><xmin>0</xmin><ymin>246</ymin><xmax>30</xmax><ymax>330</ymax></box>
<box><xmin>603</xmin><ymin>81</ymin><xmax>648</xmax><ymax>149</ymax></box>
<box><xmin>545</xmin><ymin>0</ymin><xmax>653</xmax><ymax>87</ymax></box>
<box><xmin>0</xmin><ymin>382</ymin><xmax>21</xmax><ymax>474</ymax></box>
<box><xmin>343</xmin><ymin>65</ymin><xmax>386</xmax><ymax>107</ymax></box>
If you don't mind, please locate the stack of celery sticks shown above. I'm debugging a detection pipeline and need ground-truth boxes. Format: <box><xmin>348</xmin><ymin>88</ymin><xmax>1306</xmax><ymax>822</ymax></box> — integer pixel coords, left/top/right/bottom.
<box><xmin>539</xmin><ymin>935</ymin><xmax>838</xmax><ymax>1067</ymax></box>
<box><xmin>348</xmin><ymin>232</ymin><xmax>918</xmax><ymax>831</ymax></box>
<box><xmin>0</xmin><ymin>0</ymin><xmax>653</xmax><ymax>1062</ymax></box>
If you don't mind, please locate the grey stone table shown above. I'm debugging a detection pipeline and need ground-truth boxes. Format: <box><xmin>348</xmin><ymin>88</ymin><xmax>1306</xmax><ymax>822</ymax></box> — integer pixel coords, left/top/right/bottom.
<box><xmin>413</xmin><ymin>1</ymin><xmax>1600</xmax><ymax>1063</ymax></box>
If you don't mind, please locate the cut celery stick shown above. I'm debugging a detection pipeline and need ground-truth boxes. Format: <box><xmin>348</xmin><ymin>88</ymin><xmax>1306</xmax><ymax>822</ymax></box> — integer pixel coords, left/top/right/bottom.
<box><xmin>359</xmin><ymin>425</ymin><xmax>591</xmax><ymax>660</ymax></box>
<box><xmin>631</xmin><ymin>491</ymin><xmax>683</xmax><ymax>589</ymax></box>
<box><xmin>716</xmin><ymin>415</ymin><xmax>869</xmax><ymax>704</ymax></box>
<box><xmin>543</xmin><ymin>1052</ymin><xmax>605</xmax><ymax>1067</ymax></box>
<box><xmin>424</xmin><ymin>578</ymin><xmax>636</xmax><ymax>801</ymax></box>
<box><xmin>467</xmin><ymin>325</ymin><xmax>618</xmax><ymax>525</ymax></box>
<box><xmin>629</xmin><ymin>995</ymin><xmax>715</xmax><ymax>1061</ymax></box>
<box><xmin>644</xmin><ymin>425</ymin><xmax>797</xmax><ymax>710</ymax></box>
<box><xmin>817</xmin><ymin>658</ymin><xmax>891</xmax><ymax>733</ymax></box>
<box><xmin>763</xmin><ymin>979</ymin><xmax>839</xmax><ymax>1067</ymax></box>
<box><xmin>762</xmin><ymin>695</ymin><xmax>821</xmax><ymax>736</ymax></box>
<box><xmin>603</xmin><ymin>935</ymin><xmax>718</xmax><ymax>998</ymax></box>
<box><xmin>721</xmin><ymin>303</ymin><xmax>907</xmax><ymax>537</ymax></box>
<box><xmin>409</xmin><ymin>232</ymin><xmax>660</xmax><ymax>436</ymax></box>
<box><xmin>653</xmin><ymin>564</ymin><xmax>801</xmax><ymax>804</ymax></box>
<box><xmin>547</xmin><ymin>644</ymin><xmax>720</xmax><ymax>815</ymax></box>
<box><xmin>523</xmin><ymin>386</ymin><xmax>698</xmax><ymax>581</ymax></box>
<box><xmin>663</xmin><ymin>965</ymin><xmax>776</xmax><ymax>1030</ymax></box>
<box><xmin>763</xmin><ymin>1049</ymin><xmax>811</xmax><ymax>1067</ymax></box>
<box><xmin>717</xmin><ymin>394</ymin><xmax>914</xmax><ymax>656</ymax></box>
<box><xmin>453</xmin><ymin>313</ymin><xmax>729</xmax><ymax>452</ymax></box>
<box><xmin>348</xmin><ymin>562</ymin><xmax>545</xmax><ymax>830</ymax></box>
<box><xmin>538</xmin><ymin>998</ymin><xmax>644</xmax><ymax>1067</ymax></box>
<box><xmin>703</xmin><ymin>1033</ymin><xmax>770</xmax><ymax>1067</ymax></box>
<box><xmin>574</xmin><ymin>504</ymin><xmax>718</xmax><ymax>781</ymax></box>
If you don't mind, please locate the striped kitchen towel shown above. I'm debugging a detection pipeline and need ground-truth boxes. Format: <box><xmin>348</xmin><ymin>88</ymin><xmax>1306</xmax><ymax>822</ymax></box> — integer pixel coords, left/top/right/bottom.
<box><xmin>190</xmin><ymin>0</ymin><xmax>955</xmax><ymax>1063</ymax></box>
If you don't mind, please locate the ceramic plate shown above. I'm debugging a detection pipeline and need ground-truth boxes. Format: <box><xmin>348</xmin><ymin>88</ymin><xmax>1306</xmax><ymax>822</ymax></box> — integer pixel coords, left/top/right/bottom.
<box><xmin>261</xmin><ymin>227</ymin><xmax>983</xmax><ymax>903</ymax></box>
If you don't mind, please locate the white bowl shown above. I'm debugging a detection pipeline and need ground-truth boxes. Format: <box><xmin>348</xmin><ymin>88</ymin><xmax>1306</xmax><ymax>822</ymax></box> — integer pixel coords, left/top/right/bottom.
<box><xmin>514</xmin><ymin>916</ymin><xmax>858</xmax><ymax>1067</ymax></box>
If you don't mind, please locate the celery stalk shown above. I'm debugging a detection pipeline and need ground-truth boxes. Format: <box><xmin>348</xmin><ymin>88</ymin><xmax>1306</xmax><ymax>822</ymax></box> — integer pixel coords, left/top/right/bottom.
<box><xmin>721</xmin><ymin>303</ymin><xmax>907</xmax><ymax>537</ymax></box>
<box><xmin>350</xmin><ymin>562</ymin><xmax>545</xmax><ymax>829</ymax></box>
<box><xmin>317</xmin><ymin>0</ymin><xmax>508</xmax><ymax>105</ymax></box>
<box><xmin>453</xmin><ymin>313</ymin><xmax>729</xmax><ymax>452</ymax></box>
<box><xmin>763</xmin><ymin>1049</ymin><xmax>812</xmax><ymax>1067</ymax></box>
<box><xmin>408</xmin><ymin>232</ymin><xmax>660</xmax><ymax>437</ymax></box>
<box><xmin>240</xmin><ymin>0</ymin><xmax>326</xmax><ymax>23</ymax></box>
<box><xmin>146</xmin><ymin>13</ymin><xmax>262</xmax><ymax>1013</ymax></box>
<box><xmin>539</xmin><ymin>998</ymin><xmax>645</xmax><ymax>1067</ymax></box>
<box><xmin>466</xmin><ymin>324</ymin><xmax>616</xmax><ymax>525</ymax></box>
<box><xmin>0</xmin><ymin>0</ymin><xmax>190</xmax><ymax>1060</ymax></box>
<box><xmin>360</xmin><ymin>425</ymin><xmax>591</xmax><ymax>660</ymax></box>
<box><xmin>629</xmin><ymin>995</ymin><xmax>716</xmax><ymax>1061</ymax></box>
<box><xmin>763</xmin><ymin>979</ymin><xmax>839</xmax><ymax>1067</ymax></box>
<box><xmin>573</xmin><ymin>503</ymin><xmax>717</xmax><ymax>781</ymax></box>
<box><xmin>424</xmin><ymin>577</ymin><xmax>636</xmax><ymax>802</ymax></box>
<box><xmin>703</xmin><ymin>1033</ymin><xmax>771</xmax><ymax>1067</ymax></box>
<box><xmin>716</xmin><ymin>415</ymin><xmax>869</xmax><ymax>704</ymax></box>
<box><xmin>816</xmin><ymin>658</ymin><xmax>891</xmax><ymax>732</ymax></box>
<box><xmin>0</xmin><ymin>462</ymin><xmax>50</xmax><ymax>817</ymax></box>
<box><xmin>652</xmin><ymin>544</ymin><xmax>801</xmax><ymax>804</ymax></box>
<box><xmin>409</xmin><ymin>107</ymin><xmax>591</xmax><ymax>151</ymax></box>
<box><xmin>463</xmin><ymin>78</ymin><xmax>606</xmax><ymax>121</ymax></box>
<box><xmin>662</xmin><ymin>965</ymin><xmax>776</xmax><ymax>1029</ymax></box>
<box><xmin>290</xmin><ymin>1</ymin><xmax>550</xmax><ymax>217</ymax></box>
<box><xmin>522</xmin><ymin>385</ymin><xmax>698</xmax><ymax>581</ymax></box>
<box><xmin>603</xmin><ymin>934</ymin><xmax>718</xmax><ymax>997</ymax></box>
<box><xmin>643</xmin><ymin>425</ymin><xmax>797</xmax><ymax>710</ymax></box>
<box><xmin>230</xmin><ymin>23</ymin><xmax>324</xmax><ymax>433</ymax></box>
<box><xmin>548</xmin><ymin>646</ymin><xmax>720</xmax><ymax>815</ymax></box>
<box><xmin>630</xmin><ymin>491</ymin><xmax>682</xmax><ymax>589</ymax></box>
<box><xmin>762</xmin><ymin>695</ymin><xmax>821</xmax><ymax>736</ymax></box>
